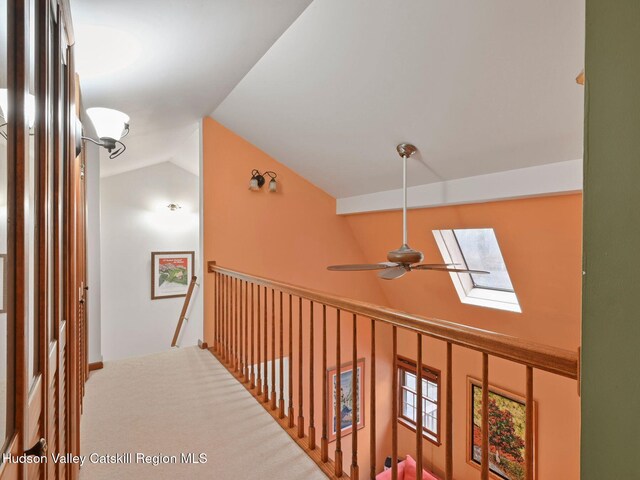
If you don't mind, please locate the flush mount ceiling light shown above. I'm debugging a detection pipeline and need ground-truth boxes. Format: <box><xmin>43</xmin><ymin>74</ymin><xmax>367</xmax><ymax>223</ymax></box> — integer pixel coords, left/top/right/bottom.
<box><xmin>82</xmin><ymin>107</ymin><xmax>130</xmax><ymax>159</ymax></box>
<box><xmin>249</xmin><ymin>169</ymin><xmax>278</xmax><ymax>192</ymax></box>
<box><xmin>0</xmin><ymin>88</ymin><xmax>37</xmax><ymax>138</ymax></box>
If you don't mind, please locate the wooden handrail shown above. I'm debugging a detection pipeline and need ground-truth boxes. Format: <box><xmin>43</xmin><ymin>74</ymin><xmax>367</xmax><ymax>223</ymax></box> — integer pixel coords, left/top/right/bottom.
<box><xmin>208</xmin><ymin>262</ymin><xmax>578</xmax><ymax>379</ymax></box>
<box><xmin>171</xmin><ymin>275</ymin><xmax>198</xmax><ymax>347</ymax></box>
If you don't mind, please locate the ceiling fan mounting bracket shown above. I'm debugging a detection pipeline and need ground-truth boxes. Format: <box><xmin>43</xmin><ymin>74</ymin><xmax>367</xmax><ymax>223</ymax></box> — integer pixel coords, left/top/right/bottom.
<box><xmin>396</xmin><ymin>143</ymin><xmax>417</xmax><ymax>159</ymax></box>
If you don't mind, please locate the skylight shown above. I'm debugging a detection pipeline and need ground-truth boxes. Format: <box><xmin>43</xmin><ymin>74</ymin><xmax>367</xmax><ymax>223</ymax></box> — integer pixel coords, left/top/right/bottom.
<box><xmin>452</xmin><ymin>229</ymin><xmax>514</xmax><ymax>292</ymax></box>
<box><xmin>433</xmin><ymin>228</ymin><xmax>521</xmax><ymax>313</ymax></box>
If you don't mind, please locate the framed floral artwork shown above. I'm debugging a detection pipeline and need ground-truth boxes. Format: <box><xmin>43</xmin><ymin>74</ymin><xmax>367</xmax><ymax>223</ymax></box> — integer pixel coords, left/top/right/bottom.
<box><xmin>467</xmin><ymin>377</ymin><xmax>537</xmax><ymax>480</ymax></box>
<box><xmin>151</xmin><ymin>251</ymin><xmax>195</xmax><ymax>300</ymax></box>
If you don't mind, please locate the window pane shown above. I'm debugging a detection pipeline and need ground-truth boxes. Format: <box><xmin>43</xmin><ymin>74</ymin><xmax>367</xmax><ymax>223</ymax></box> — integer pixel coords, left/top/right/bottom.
<box><xmin>27</xmin><ymin>0</ymin><xmax>38</xmax><ymax>385</ymax></box>
<box><xmin>426</xmin><ymin>380</ymin><xmax>438</xmax><ymax>401</ymax></box>
<box><xmin>453</xmin><ymin>228</ymin><xmax>514</xmax><ymax>291</ymax></box>
<box><xmin>0</xmin><ymin>0</ymin><xmax>8</xmax><ymax>448</ymax></box>
<box><xmin>403</xmin><ymin>388</ymin><xmax>416</xmax><ymax>408</ymax></box>
<box><xmin>404</xmin><ymin>371</ymin><xmax>416</xmax><ymax>390</ymax></box>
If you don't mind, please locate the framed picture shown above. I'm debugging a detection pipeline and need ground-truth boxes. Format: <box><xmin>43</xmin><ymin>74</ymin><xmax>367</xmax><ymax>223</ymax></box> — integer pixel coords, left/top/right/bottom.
<box><xmin>0</xmin><ymin>254</ymin><xmax>6</xmax><ymax>314</ymax></box>
<box><xmin>467</xmin><ymin>377</ymin><xmax>536</xmax><ymax>480</ymax></box>
<box><xmin>327</xmin><ymin>358</ymin><xmax>365</xmax><ymax>442</ymax></box>
<box><xmin>151</xmin><ymin>251</ymin><xmax>195</xmax><ymax>300</ymax></box>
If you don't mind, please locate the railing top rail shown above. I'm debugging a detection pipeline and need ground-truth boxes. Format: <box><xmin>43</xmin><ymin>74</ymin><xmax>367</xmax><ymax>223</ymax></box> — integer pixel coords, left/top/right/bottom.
<box><xmin>208</xmin><ymin>262</ymin><xmax>578</xmax><ymax>380</ymax></box>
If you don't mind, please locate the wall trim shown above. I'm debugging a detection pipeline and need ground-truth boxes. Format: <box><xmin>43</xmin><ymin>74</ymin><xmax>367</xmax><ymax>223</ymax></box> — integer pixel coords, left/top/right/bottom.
<box><xmin>88</xmin><ymin>361</ymin><xmax>104</xmax><ymax>372</ymax></box>
<box><xmin>336</xmin><ymin>159</ymin><xmax>582</xmax><ymax>215</ymax></box>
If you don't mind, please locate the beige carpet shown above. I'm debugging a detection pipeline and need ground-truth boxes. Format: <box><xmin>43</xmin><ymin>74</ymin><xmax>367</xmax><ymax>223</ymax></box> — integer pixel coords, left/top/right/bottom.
<box><xmin>80</xmin><ymin>347</ymin><xmax>328</xmax><ymax>480</ymax></box>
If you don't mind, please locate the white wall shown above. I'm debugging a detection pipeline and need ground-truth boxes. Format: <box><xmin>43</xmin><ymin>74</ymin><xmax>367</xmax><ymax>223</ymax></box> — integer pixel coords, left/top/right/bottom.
<box><xmin>100</xmin><ymin>160</ymin><xmax>201</xmax><ymax>361</ymax></box>
<box><xmin>84</xmin><ymin>121</ymin><xmax>103</xmax><ymax>364</ymax></box>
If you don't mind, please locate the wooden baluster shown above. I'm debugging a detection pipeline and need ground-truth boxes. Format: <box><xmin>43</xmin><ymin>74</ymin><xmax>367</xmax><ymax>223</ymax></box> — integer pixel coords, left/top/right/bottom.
<box><xmin>231</xmin><ymin>277</ymin><xmax>236</xmax><ymax>368</ymax></box>
<box><xmin>416</xmin><ymin>334</ymin><xmax>424</xmax><ymax>477</ymax></box>
<box><xmin>309</xmin><ymin>301</ymin><xmax>316</xmax><ymax>449</ymax></box>
<box><xmin>370</xmin><ymin>319</ymin><xmax>376</xmax><ymax>479</ymax></box>
<box><xmin>525</xmin><ymin>366</ymin><xmax>534</xmax><ymax>480</ymax></box>
<box><xmin>271</xmin><ymin>289</ymin><xmax>277</xmax><ymax>410</ymax></box>
<box><xmin>214</xmin><ymin>273</ymin><xmax>219</xmax><ymax>353</ymax></box>
<box><xmin>297</xmin><ymin>297</ymin><xmax>305</xmax><ymax>438</ymax></box>
<box><xmin>288</xmin><ymin>294</ymin><xmax>294</xmax><ymax>428</ymax></box>
<box><xmin>392</xmin><ymin>326</ymin><xmax>398</xmax><ymax>480</ymax></box>
<box><xmin>446</xmin><ymin>342</ymin><xmax>453</xmax><ymax>480</ymax></box>
<box><xmin>237</xmin><ymin>280</ymin><xmax>244</xmax><ymax>378</ymax></box>
<box><xmin>229</xmin><ymin>277</ymin><xmax>233</xmax><ymax>366</ymax></box>
<box><xmin>321</xmin><ymin>305</ymin><xmax>329</xmax><ymax>462</ymax></box>
<box><xmin>263</xmin><ymin>286</ymin><xmax>269</xmax><ymax>402</ymax></box>
<box><xmin>335</xmin><ymin>309</ymin><xmax>343</xmax><ymax>477</ymax></box>
<box><xmin>279</xmin><ymin>291</ymin><xmax>285</xmax><ymax>418</ymax></box>
<box><xmin>351</xmin><ymin>313</ymin><xmax>359</xmax><ymax>479</ymax></box>
<box><xmin>223</xmin><ymin>275</ymin><xmax>228</xmax><ymax>361</ymax></box>
<box><xmin>481</xmin><ymin>353</ymin><xmax>489</xmax><ymax>480</ymax></box>
<box><xmin>235</xmin><ymin>278</ymin><xmax>239</xmax><ymax>372</ymax></box>
<box><xmin>256</xmin><ymin>284</ymin><xmax>262</xmax><ymax>396</ymax></box>
<box><xmin>217</xmin><ymin>273</ymin><xmax>221</xmax><ymax>353</ymax></box>
<box><xmin>250</xmin><ymin>283</ymin><xmax>255</xmax><ymax>388</ymax></box>
<box><xmin>244</xmin><ymin>280</ymin><xmax>249</xmax><ymax>383</ymax></box>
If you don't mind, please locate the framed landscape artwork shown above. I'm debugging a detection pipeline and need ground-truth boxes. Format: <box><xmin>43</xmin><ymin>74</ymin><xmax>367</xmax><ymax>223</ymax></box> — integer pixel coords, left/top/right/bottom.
<box><xmin>327</xmin><ymin>358</ymin><xmax>365</xmax><ymax>442</ymax></box>
<box><xmin>151</xmin><ymin>251</ymin><xmax>195</xmax><ymax>300</ymax></box>
<box><xmin>467</xmin><ymin>377</ymin><xmax>536</xmax><ymax>480</ymax></box>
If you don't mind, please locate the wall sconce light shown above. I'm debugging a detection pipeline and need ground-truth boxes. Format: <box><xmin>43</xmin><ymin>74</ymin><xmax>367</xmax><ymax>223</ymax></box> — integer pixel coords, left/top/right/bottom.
<box><xmin>82</xmin><ymin>107</ymin><xmax>130</xmax><ymax>159</ymax></box>
<box><xmin>0</xmin><ymin>88</ymin><xmax>36</xmax><ymax>138</ymax></box>
<box><xmin>167</xmin><ymin>203</ymin><xmax>182</xmax><ymax>211</ymax></box>
<box><xmin>249</xmin><ymin>169</ymin><xmax>277</xmax><ymax>192</ymax></box>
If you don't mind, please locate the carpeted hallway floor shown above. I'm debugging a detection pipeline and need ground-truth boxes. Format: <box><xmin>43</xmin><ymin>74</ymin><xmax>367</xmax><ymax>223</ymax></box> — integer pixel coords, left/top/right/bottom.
<box><xmin>80</xmin><ymin>347</ymin><xmax>328</xmax><ymax>479</ymax></box>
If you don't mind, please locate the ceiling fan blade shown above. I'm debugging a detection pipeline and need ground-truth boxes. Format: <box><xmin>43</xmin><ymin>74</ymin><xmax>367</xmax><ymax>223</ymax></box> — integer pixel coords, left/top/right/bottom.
<box><xmin>414</xmin><ymin>263</ymin><xmax>460</xmax><ymax>268</ymax></box>
<box><xmin>413</xmin><ymin>265</ymin><xmax>490</xmax><ymax>274</ymax></box>
<box><xmin>327</xmin><ymin>263</ymin><xmax>397</xmax><ymax>271</ymax></box>
<box><xmin>378</xmin><ymin>266</ymin><xmax>409</xmax><ymax>280</ymax></box>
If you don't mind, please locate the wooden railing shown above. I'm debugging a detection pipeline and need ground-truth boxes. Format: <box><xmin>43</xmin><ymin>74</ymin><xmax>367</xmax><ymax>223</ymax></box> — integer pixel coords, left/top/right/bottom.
<box><xmin>207</xmin><ymin>262</ymin><xmax>579</xmax><ymax>480</ymax></box>
<box><xmin>171</xmin><ymin>275</ymin><xmax>199</xmax><ymax>347</ymax></box>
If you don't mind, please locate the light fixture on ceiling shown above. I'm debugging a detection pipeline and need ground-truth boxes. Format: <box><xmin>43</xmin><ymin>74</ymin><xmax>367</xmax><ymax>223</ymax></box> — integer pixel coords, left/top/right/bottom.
<box><xmin>249</xmin><ymin>169</ymin><xmax>277</xmax><ymax>192</ymax></box>
<box><xmin>0</xmin><ymin>88</ymin><xmax>37</xmax><ymax>138</ymax></box>
<box><xmin>82</xmin><ymin>107</ymin><xmax>130</xmax><ymax>159</ymax></box>
<box><xmin>167</xmin><ymin>203</ymin><xmax>182</xmax><ymax>211</ymax></box>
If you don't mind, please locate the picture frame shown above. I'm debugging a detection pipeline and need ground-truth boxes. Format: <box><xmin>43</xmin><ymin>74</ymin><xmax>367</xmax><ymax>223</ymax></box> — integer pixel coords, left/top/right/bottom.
<box><xmin>0</xmin><ymin>254</ymin><xmax>6</xmax><ymax>314</ymax></box>
<box><xmin>151</xmin><ymin>251</ymin><xmax>195</xmax><ymax>300</ymax></box>
<box><xmin>467</xmin><ymin>377</ymin><xmax>537</xmax><ymax>480</ymax></box>
<box><xmin>327</xmin><ymin>358</ymin><xmax>365</xmax><ymax>442</ymax></box>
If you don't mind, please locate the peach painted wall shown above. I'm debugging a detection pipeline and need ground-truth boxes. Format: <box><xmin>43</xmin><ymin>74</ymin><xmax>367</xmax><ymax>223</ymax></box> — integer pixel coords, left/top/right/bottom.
<box><xmin>202</xmin><ymin>116</ymin><xmax>581</xmax><ymax>479</ymax></box>
<box><xmin>202</xmin><ymin>117</ymin><xmax>394</xmax><ymax>476</ymax></box>
<box><xmin>345</xmin><ymin>195</ymin><xmax>582</xmax><ymax>479</ymax></box>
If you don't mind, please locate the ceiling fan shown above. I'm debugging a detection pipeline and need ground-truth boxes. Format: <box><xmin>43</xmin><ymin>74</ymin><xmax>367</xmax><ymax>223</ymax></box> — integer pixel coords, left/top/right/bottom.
<box><xmin>327</xmin><ymin>143</ymin><xmax>490</xmax><ymax>280</ymax></box>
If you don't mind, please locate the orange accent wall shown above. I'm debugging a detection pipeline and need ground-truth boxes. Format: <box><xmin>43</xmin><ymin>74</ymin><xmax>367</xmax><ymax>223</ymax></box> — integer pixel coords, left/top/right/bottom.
<box><xmin>345</xmin><ymin>195</ymin><xmax>582</xmax><ymax>479</ymax></box>
<box><xmin>202</xmin><ymin>117</ymin><xmax>394</xmax><ymax>473</ymax></box>
<box><xmin>202</xmin><ymin>116</ymin><xmax>581</xmax><ymax>479</ymax></box>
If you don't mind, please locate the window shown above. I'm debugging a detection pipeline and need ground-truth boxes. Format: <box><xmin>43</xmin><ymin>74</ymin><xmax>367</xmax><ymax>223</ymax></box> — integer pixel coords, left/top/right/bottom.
<box><xmin>433</xmin><ymin>228</ymin><xmax>521</xmax><ymax>313</ymax></box>
<box><xmin>397</xmin><ymin>356</ymin><xmax>440</xmax><ymax>444</ymax></box>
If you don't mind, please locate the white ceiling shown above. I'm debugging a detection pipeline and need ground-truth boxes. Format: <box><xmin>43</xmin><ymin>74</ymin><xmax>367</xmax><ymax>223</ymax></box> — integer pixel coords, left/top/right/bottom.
<box><xmin>71</xmin><ymin>0</ymin><xmax>313</xmax><ymax>177</ymax></box>
<box><xmin>212</xmin><ymin>0</ymin><xmax>585</xmax><ymax>198</ymax></box>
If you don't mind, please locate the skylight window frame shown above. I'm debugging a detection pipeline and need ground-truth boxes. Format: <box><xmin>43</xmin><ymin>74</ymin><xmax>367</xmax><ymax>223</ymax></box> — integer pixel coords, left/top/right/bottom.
<box><xmin>432</xmin><ymin>229</ymin><xmax>522</xmax><ymax>313</ymax></box>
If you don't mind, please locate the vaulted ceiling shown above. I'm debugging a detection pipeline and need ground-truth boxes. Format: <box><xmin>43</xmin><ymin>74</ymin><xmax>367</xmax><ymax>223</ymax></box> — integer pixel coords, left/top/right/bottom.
<box><xmin>71</xmin><ymin>0</ymin><xmax>312</xmax><ymax>177</ymax></box>
<box><xmin>72</xmin><ymin>0</ymin><xmax>584</xmax><ymax>198</ymax></box>
<box><xmin>212</xmin><ymin>0</ymin><xmax>585</xmax><ymax>198</ymax></box>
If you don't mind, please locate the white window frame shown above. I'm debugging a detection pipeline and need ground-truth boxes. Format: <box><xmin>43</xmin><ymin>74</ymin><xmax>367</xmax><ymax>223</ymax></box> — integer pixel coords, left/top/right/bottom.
<box><xmin>432</xmin><ymin>229</ymin><xmax>522</xmax><ymax>313</ymax></box>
